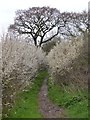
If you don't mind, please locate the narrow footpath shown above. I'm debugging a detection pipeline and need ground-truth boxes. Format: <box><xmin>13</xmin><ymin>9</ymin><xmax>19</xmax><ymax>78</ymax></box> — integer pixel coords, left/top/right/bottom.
<box><xmin>38</xmin><ymin>78</ymin><xmax>66</xmax><ymax>118</ymax></box>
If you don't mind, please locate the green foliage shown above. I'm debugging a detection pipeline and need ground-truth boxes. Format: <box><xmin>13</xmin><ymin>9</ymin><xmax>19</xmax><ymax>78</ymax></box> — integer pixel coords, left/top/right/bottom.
<box><xmin>48</xmin><ymin>78</ymin><xmax>88</xmax><ymax>118</ymax></box>
<box><xmin>7</xmin><ymin>70</ymin><xmax>48</xmax><ymax>118</ymax></box>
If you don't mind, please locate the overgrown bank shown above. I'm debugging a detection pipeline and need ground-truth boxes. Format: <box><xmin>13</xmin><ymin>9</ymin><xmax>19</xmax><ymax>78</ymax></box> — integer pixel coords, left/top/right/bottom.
<box><xmin>1</xmin><ymin>32</ymin><xmax>88</xmax><ymax>118</ymax></box>
<box><xmin>48</xmin><ymin>78</ymin><xmax>88</xmax><ymax>118</ymax></box>
<box><xmin>2</xmin><ymin>36</ymin><xmax>47</xmax><ymax>117</ymax></box>
<box><xmin>7</xmin><ymin>69</ymin><xmax>88</xmax><ymax>118</ymax></box>
<box><xmin>7</xmin><ymin>70</ymin><xmax>48</xmax><ymax>118</ymax></box>
<box><xmin>47</xmin><ymin>33</ymin><xmax>88</xmax><ymax>118</ymax></box>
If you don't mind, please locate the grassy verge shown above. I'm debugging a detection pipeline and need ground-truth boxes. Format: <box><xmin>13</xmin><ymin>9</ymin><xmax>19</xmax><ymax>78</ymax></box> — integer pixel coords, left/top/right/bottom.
<box><xmin>48</xmin><ymin>78</ymin><xmax>88</xmax><ymax>118</ymax></box>
<box><xmin>7</xmin><ymin>70</ymin><xmax>48</xmax><ymax>118</ymax></box>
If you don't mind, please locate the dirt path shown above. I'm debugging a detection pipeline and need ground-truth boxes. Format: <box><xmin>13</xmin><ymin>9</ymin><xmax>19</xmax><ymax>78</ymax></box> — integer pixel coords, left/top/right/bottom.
<box><xmin>38</xmin><ymin>78</ymin><xmax>66</xmax><ymax>118</ymax></box>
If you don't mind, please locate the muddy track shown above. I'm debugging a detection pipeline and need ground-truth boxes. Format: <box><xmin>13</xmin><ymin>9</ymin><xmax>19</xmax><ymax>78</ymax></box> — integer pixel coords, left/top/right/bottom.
<box><xmin>38</xmin><ymin>78</ymin><xmax>66</xmax><ymax>118</ymax></box>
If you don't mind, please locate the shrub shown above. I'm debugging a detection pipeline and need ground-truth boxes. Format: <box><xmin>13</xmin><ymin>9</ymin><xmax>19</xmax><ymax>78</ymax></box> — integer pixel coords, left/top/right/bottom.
<box><xmin>47</xmin><ymin>32</ymin><xmax>88</xmax><ymax>90</ymax></box>
<box><xmin>1</xmin><ymin>34</ymin><xmax>47</xmax><ymax>117</ymax></box>
<box><xmin>42</xmin><ymin>41</ymin><xmax>56</xmax><ymax>55</ymax></box>
<box><xmin>42</xmin><ymin>37</ymin><xmax>60</xmax><ymax>54</ymax></box>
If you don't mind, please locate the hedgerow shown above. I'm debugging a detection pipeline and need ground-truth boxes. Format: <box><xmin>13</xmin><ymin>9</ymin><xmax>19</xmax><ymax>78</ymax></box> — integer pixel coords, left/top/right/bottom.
<box><xmin>1</xmin><ymin>34</ymin><xmax>47</xmax><ymax>117</ymax></box>
<box><xmin>47</xmin><ymin>32</ymin><xmax>88</xmax><ymax>90</ymax></box>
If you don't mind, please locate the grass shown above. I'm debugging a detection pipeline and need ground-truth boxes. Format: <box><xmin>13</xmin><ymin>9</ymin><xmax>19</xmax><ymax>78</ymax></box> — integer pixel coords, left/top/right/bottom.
<box><xmin>48</xmin><ymin>78</ymin><xmax>88</xmax><ymax>118</ymax></box>
<box><xmin>4</xmin><ymin>69</ymin><xmax>88</xmax><ymax>118</ymax></box>
<box><xmin>7</xmin><ymin>70</ymin><xmax>48</xmax><ymax>118</ymax></box>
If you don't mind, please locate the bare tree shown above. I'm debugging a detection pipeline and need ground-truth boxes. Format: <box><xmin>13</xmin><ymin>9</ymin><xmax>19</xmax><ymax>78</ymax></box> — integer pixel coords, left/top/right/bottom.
<box><xmin>9</xmin><ymin>7</ymin><xmax>63</xmax><ymax>47</ymax></box>
<box><xmin>8</xmin><ymin>7</ymin><xmax>88</xmax><ymax>46</ymax></box>
<box><xmin>59</xmin><ymin>11</ymin><xmax>88</xmax><ymax>38</ymax></box>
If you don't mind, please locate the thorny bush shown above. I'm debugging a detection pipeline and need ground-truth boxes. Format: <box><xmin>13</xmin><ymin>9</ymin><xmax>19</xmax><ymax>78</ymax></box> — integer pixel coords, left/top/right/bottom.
<box><xmin>1</xmin><ymin>34</ymin><xmax>47</xmax><ymax>117</ymax></box>
<box><xmin>47</xmin><ymin>32</ymin><xmax>88</xmax><ymax>90</ymax></box>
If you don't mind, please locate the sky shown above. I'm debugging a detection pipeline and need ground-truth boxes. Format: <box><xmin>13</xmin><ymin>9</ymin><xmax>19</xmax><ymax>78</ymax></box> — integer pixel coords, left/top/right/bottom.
<box><xmin>0</xmin><ymin>0</ymin><xmax>89</xmax><ymax>35</ymax></box>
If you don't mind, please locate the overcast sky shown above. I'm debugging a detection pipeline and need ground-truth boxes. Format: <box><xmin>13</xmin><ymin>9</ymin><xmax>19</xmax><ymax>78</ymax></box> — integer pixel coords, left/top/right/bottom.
<box><xmin>0</xmin><ymin>0</ymin><xmax>89</xmax><ymax>35</ymax></box>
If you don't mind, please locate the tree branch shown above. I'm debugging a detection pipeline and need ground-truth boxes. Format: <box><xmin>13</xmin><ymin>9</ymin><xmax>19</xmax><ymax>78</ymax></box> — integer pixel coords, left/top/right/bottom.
<box><xmin>42</xmin><ymin>27</ymin><xmax>59</xmax><ymax>44</ymax></box>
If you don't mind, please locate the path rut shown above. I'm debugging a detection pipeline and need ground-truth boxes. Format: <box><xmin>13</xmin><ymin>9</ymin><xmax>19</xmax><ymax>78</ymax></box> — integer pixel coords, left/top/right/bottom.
<box><xmin>38</xmin><ymin>78</ymin><xmax>66</xmax><ymax>118</ymax></box>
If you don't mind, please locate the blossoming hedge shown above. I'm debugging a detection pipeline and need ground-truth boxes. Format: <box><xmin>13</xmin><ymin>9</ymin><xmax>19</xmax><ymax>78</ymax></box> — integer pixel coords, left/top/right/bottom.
<box><xmin>1</xmin><ymin>35</ymin><xmax>46</xmax><ymax>117</ymax></box>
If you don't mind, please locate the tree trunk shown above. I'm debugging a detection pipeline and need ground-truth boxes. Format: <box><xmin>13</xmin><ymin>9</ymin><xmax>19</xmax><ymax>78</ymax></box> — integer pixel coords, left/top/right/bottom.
<box><xmin>33</xmin><ymin>38</ymin><xmax>37</xmax><ymax>46</ymax></box>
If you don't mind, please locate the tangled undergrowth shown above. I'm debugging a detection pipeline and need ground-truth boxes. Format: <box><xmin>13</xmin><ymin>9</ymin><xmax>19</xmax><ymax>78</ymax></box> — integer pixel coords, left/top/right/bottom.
<box><xmin>47</xmin><ymin>32</ymin><xmax>88</xmax><ymax>90</ymax></box>
<box><xmin>48</xmin><ymin>78</ymin><xmax>88</xmax><ymax>118</ymax></box>
<box><xmin>47</xmin><ymin>32</ymin><xmax>88</xmax><ymax>118</ymax></box>
<box><xmin>1</xmin><ymin>34</ymin><xmax>47</xmax><ymax>117</ymax></box>
<box><xmin>7</xmin><ymin>70</ymin><xmax>48</xmax><ymax>118</ymax></box>
<box><xmin>0</xmin><ymin>31</ymin><xmax>88</xmax><ymax>118</ymax></box>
